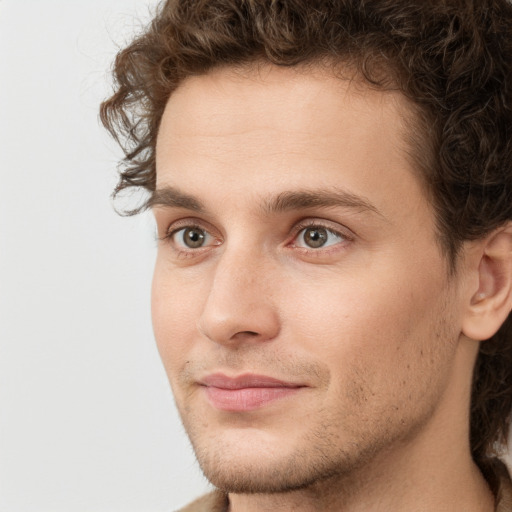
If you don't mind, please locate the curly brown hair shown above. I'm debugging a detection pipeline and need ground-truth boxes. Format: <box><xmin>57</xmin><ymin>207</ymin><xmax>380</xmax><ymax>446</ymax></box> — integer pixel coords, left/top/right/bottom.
<box><xmin>100</xmin><ymin>0</ymin><xmax>512</xmax><ymax>470</ymax></box>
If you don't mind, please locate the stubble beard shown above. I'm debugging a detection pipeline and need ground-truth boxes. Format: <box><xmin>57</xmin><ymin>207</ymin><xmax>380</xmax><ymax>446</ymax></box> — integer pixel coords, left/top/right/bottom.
<box><xmin>179</xmin><ymin>396</ymin><xmax>440</xmax><ymax>496</ymax></box>
<box><xmin>177</xmin><ymin>360</ymin><xmax>452</xmax><ymax>495</ymax></box>
<box><xmin>175</xmin><ymin>294</ymin><xmax>459</xmax><ymax>496</ymax></box>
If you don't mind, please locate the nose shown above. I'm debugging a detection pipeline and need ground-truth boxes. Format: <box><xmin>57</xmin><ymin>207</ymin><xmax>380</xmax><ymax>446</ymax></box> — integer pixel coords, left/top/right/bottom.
<box><xmin>197</xmin><ymin>249</ymin><xmax>281</xmax><ymax>346</ymax></box>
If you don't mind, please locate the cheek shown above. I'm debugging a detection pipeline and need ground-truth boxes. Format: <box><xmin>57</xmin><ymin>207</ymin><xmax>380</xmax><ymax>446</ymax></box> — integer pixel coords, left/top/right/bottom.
<box><xmin>151</xmin><ymin>263</ymin><xmax>203</xmax><ymax>375</ymax></box>
<box><xmin>282</xmin><ymin>260</ymin><xmax>456</xmax><ymax>392</ymax></box>
<box><xmin>282</xmin><ymin>272</ymin><xmax>407</xmax><ymax>348</ymax></box>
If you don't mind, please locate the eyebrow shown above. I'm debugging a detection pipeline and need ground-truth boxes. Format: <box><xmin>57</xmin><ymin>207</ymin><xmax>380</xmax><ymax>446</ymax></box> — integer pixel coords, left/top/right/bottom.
<box><xmin>149</xmin><ymin>185</ymin><xmax>383</xmax><ymax>218</ymax></box>
<box><xmin>148</xmin><ymin>186</ymin><xmax>206</xmax><ymax>213</ymax></box>
<box><xmin>262</xmin><ymin>188</ymin><xmax>383</xmax><ymax>217</ymax></box>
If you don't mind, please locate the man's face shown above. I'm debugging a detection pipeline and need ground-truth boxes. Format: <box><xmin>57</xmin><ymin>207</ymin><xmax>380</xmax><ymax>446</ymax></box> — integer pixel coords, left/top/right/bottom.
<box><xmin>152</xmin><ymin>65</ymin><xmax>466</xmax><ymax>493</ymax></box>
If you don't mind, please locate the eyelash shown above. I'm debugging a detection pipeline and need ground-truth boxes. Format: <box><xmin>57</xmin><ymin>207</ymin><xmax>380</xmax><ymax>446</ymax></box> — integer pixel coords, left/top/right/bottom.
<box><xmin>159</xmin><ymin>218</ymin><xmax>352</xmax><ymax>257</ymax></box>
<box><xmin>290</xmin><ymin>220</ymin><xmax>352</xmax><ymax>253</ymax></box>
<box><xmin>159</xmin><ymin>221</ymin><xmax>218</xmax><ymax>257</ymax></box>
<box><xmin>160</xmin><ymin>222</ymin><xmax>204</xmax><ymax>242</ymax></box>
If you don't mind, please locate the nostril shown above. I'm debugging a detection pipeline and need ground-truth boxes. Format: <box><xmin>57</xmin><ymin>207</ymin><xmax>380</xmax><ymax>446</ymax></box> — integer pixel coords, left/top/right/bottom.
<box><xmin>230</xmin><ymin>330</ymin><xmax>263</xmax><ymax>342</ymax></box>
<box><xmin>198</xmin><ymin>303</ymin><xmax>280</xmax><ymax>345</ymax></box>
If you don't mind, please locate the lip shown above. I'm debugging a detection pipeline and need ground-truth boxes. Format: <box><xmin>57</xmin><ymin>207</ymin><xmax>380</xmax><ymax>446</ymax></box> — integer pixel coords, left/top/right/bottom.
<box><xmin>199</xmin><ymin>373</ymin><xmax>305</xmax><ymax>412</ymax></box>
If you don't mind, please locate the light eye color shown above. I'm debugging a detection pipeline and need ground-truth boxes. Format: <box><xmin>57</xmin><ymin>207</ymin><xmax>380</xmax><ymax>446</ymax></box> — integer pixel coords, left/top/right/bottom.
<box><xmin>295</xmin><ymin>226</ymin><xmax>345</xmax><ymax>249</ymax></box>
<box><xmin>172</xmin><ymin>226</ymin><xmax>213</xmax><ymax>249</ymax></box>
<box><xmin>165</xmin><ymin>223</ymin><xmax>346</xmax><ymax>252</ymax></box>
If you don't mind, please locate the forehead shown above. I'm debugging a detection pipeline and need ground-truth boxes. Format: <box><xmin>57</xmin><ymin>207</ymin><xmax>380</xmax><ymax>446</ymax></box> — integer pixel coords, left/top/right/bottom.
<box><xmin>155</xmin><ymin>63</ymin><xmax>428</xmax><ymax>226</ymax></box>
<box><xmin>157</xmin><ymin>63</ymin><xmax>411</xmax><ymax>162</ymax></box>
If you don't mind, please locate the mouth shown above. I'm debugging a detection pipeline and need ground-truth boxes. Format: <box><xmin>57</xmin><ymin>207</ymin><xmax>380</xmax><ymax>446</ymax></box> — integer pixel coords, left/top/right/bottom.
<box><xmin>199</xmin><ymin>373</ymin><xmax>305</xmax><ymax>412</ymax></box>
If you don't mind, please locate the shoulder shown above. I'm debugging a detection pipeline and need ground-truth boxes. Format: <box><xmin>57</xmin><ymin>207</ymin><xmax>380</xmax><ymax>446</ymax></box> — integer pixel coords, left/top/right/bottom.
<box><xmin>176</xmin><ymin>490</ymin><xmax>229</xmax><ymax>512</ymax></box>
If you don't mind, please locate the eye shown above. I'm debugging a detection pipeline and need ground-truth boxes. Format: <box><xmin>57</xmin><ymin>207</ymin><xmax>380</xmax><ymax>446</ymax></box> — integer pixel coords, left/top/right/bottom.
<box><xmin>295</xmin><ymin>226</ymin><xmax>345</xmax><ymax>249</ymax></box>
<box><xmin>172</xmin><ymin>226</ymin><xmax>214</xmax><ymax>249</ymax></box>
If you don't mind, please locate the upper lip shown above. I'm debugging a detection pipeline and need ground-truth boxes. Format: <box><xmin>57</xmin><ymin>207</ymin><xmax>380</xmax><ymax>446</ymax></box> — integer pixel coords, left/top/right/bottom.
<box><xmin>200</xmin><ymin>373</ymin><xmax>304</xmax><ymax>390</ymax></box>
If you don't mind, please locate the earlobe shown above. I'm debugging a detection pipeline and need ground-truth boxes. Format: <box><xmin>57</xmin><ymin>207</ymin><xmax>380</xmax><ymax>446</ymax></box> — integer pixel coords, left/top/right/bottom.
<box><xmin>462</xmin><ymin>223</ymin><xmax>512</xmax><ymax>341</ymax></box>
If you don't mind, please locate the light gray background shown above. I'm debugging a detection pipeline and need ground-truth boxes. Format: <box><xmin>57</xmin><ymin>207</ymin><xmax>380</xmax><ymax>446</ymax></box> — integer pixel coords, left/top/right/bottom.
<box><xmin>0</xmin><ymin>1</ymin><xmax>510</xmax><ymax>511</ymax></box>
<box><xmin>0</xmin><ymin>1</ymin><xmax>210</xmax><ymax>510</ymax></box>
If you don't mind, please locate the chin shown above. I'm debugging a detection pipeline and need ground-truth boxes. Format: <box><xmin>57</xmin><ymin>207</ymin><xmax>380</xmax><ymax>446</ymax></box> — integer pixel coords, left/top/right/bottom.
<box><xmin>198</xmin><ymin>452</ymin><xmax>340</xmax><ymax>494</ymax></box>
<box><xmin>189</xmin><ymin>429</ymin><xmax>369</xmax><ymax>495</ymax></box>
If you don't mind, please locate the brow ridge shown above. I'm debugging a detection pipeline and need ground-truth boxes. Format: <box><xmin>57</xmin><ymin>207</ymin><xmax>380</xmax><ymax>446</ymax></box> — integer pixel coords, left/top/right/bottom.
<box><xmin>149</xmin><ymin>186</ymin><xmax>205</xmax><ymax>212</ymax></box>
<box><xmin>262</xmin><ymin>188</ymin><xmax>382</xmax><ymax>216</ymax></box>
<box><xmin>150</xmin><ymin>185</ymin><xmax>382</xmax><ymax>218</ymax></box>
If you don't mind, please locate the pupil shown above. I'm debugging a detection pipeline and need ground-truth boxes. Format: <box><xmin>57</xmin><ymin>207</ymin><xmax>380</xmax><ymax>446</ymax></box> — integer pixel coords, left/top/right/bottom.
<box><xmin>304</xmin><ymin>227</ymin><xmax>327</xmax><ymax>248</ymax></box>
<box><xmin>184</xmin><ymin>228</ymin><xmax>205</xmax><ymax>248</ymax></box>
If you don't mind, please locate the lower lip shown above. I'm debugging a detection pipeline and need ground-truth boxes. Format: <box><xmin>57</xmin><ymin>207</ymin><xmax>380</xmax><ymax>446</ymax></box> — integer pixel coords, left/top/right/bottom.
<box><xmin>203</xmin><ymin>386</ymin><xmax>301</xmax><ymax>412</ymax></box>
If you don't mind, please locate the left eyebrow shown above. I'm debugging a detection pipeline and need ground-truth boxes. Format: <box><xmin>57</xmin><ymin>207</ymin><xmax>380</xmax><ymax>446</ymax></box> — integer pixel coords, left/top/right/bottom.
<box><xmin>262</xmin><ymin>188</ymin><xmax>385</xmax><ymax>218</ymax></box>
<box><xmin>148</xmin><ymin>186</ymin><xmax>206</xmax><ymax>213</ymax></box>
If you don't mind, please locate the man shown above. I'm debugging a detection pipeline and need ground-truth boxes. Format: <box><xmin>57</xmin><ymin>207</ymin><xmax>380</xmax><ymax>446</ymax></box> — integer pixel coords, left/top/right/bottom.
<box><xmin>101</xmin><ymin>0</ymin><xmax>512</xmax><ymax>510</ymax></box>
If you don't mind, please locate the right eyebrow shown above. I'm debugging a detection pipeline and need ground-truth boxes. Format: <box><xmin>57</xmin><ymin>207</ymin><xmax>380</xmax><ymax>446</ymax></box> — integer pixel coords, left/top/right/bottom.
<box><xmin>262</xmin><ymin>188</ymin><xmax>383</xmax><ymax>218</ymax></box>
<box><xmin>148</xmin><ymin>186</ymin><xmax>206</xmax><ymax>213</ymax></box>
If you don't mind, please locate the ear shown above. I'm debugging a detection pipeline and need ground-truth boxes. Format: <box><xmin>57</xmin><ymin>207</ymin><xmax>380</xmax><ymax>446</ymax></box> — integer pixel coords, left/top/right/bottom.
<box><xmin>462</xmin><ymin>222</ymin><xmax>512</xmax><ymax>341</ymax></box>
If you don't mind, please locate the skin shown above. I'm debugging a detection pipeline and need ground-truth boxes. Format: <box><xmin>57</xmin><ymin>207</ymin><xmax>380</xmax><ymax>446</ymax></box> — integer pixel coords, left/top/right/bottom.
<box><xmin>152</xmin><ymin>64</ymin><xmax>496</xmax><ymax>511</ymax></box>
